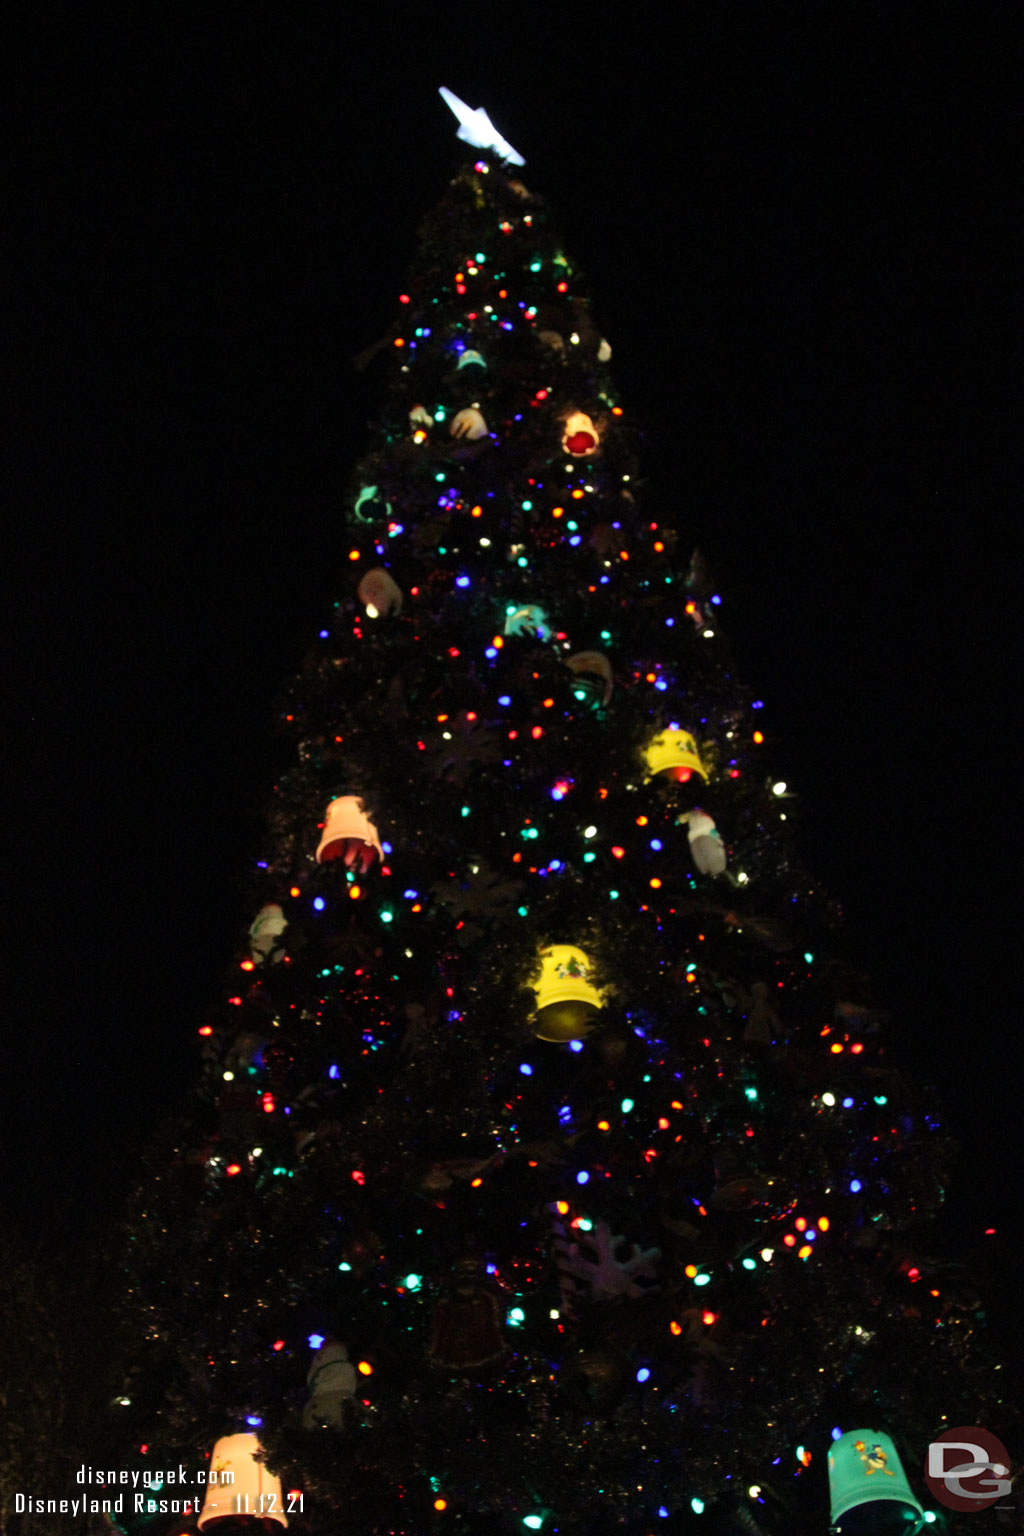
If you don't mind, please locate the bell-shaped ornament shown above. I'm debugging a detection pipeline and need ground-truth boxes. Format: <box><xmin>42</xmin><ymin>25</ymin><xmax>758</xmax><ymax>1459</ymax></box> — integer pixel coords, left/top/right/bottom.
<box><xmin>566</xmin><ymin>650</ymin><xmax>613</xmax><ymax>707</ymax></box>
<box><xmin>532</xmin><ymin>945</ymin><xmax>603</xmax><ymax>1042</ymax></box>
<box><xmin>561</xmin><ymin>410</ymin><xmax>600</xmax><ymax>457</ymax></box>
<box><xmin>456</xmin><ymin>348</ymin><xmax>487</xmax><ymax>371</ymax></box>
<box><xmin>358</xmin><ymin>567</ymin><xmax>402</xmax><ymax>618</ymax></box>
<box><xmin>827</xmin><ymin>1429</ymin><xmax>924</xmax><ymax>1532</ymax></box>
<box><xmin>450</xmin><ymin>406</ymin><xmax>488</xmax><ymax>439</ymax></box>
<box><xmin>644</xmin><ymin>728</ymin><xmax>708</xmax><ymax>783</ymax></box>
<box><xmin>197</xmin><ymin>1433</ymin><xmax>287</xmax><ymax>1529</ymax></box>
<box><xmin>315</xmin><ymin>796</ymin><xmax>383</xmax><ymax>873</ymax></box>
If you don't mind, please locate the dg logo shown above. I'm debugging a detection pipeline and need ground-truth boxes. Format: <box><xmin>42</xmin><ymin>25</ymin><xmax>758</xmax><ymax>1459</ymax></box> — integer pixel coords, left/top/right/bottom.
<box><xmin>925</xmin><ymin>1425</ymin><xmax>1012</xmax><ymax>1512</ymax></box>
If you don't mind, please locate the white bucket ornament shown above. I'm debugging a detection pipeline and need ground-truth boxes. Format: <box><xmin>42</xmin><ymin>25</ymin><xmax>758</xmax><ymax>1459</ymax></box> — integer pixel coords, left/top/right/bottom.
<box><xmin>302</xmin><ymin>1338</ymin><xmax>357</xmax><ymax>1429</ymax></box>
<box><xmin>358</xmin><ymin>567</ymin><xmax>402</xmax><ymax>618</ymax></box>
<box><xmin>450</xmin><ymin>406</ymin><xmax>488</xmax><ymax>440</ymax></box>
<box><xmin>566</xmin><ymin>650</ymin><xmax>613</xmax><ymax>707</ymax></box>
<box><xmin>677</xmin><ymin>809</ymin><xmax>727</xmax><ymax>876</ymax></box>
<box><xmin>561</xmin><ymin>411</ymin><xmax>600</xmax><ymax>456</ymax></box>
<box><xmin>315</xmin><ymin>795</ymin><xmax>383</xmax><ymax>873</ymax></box>
<box><xmin>197</xmin><ymin>1433</ymin><xmax>287</xmax><ymax>1528</ymax></box>
<box><xmin>249</xmin><ymin>902</ymin><xmax>288</xmax><ymax>963</ymax></box>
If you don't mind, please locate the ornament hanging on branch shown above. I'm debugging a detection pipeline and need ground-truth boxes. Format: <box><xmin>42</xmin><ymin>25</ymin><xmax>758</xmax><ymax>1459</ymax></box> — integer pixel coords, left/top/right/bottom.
<box><xmin>555</xmin><ymin>1215</ymin><xmax>660</xmax><ymax>1303</ymax></box>
<box><xmin>427</xmin><ymin>1257</ymin><xmax>507</xmax><ymax>1375</ymax></box>
<box><xmin>566</xmin><ymin>650</ymin><xmax>613</xmax><ymax>707</ymax></box>
<box><xmin>561</xmin><ymin>411</ymin><xmax>600</xmax><ymax>457</ymax></box>
<box><xmin>456</xmin><ymin>348</ymin><xmax>487</xmax><ymax>372</ymax></box>
<box><xmin>742</xmin><ymin>981</ymin><xmax>779</xmax><ymax>1047</ymax></box>
<box><xmin>504</xmin><ymin>603</ymin><xmax>550</xmax><ymax>640</ymax></box>
<box><xmin>531</xmin><ymin>945</ymin><xmax>604</xmax><ymax>1042</ymax></box>
<box><xmin>677</xmin><ymin>809</ymin><xmax>727</xmax><ymax>876</ymax></box>
<box><xmin>315</xmin><ymin>795</ymin><xmax>383</xmax><ymax>873</ymax></box>
<box><xmin>409</xmin><ymin>403</ymin><xmax>434</xmax><ymax>429</ymax></box>
<box><xmin>537</xmin><ymin>329</ymin><xmax>565</xmax><ymax>355</ymax></box>
<box><xmin>450</xmin><ymin>406</ymin><xmax>489</xmax><ymax>440</ymax></box>
<box><xmin>249</xmin><ymin>902</ymin><xmax>288</xmax><ymax>963</ymax></box>
<box><xmin>358</xmin><ymin>566</ymin><xmax>403</xmax><ymax>618</ymax></box>
<box><xmin>352</xmin><ymin>483</ymin><xmax>391</xmax><ymax>525</ymax></box>
<box><xmin>645</xmin><ymin>728</ymin><xmax>710</xmax><ymax>784</ymax></box>
<box><xmin>302</xmin><ymin>1338</ymin><xmax>357</xmax><ymax>1430</ymax></box>
<box><xmin>197</xmin><ymin>1435</ymin><xmax>286</xmax><ymax>1530</ymax></box>
<box><xmin>827</xmin><ymin>1430</ymin><xmax>925</xmax><ymax>1531</ymax></box>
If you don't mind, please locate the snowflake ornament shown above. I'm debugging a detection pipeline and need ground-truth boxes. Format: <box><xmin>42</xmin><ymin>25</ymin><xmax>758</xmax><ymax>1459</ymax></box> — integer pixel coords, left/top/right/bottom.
<box><xmin>561</xmin><ymin>1218</ymin><xmax>661</xmax><ymax>1301</ymax></box>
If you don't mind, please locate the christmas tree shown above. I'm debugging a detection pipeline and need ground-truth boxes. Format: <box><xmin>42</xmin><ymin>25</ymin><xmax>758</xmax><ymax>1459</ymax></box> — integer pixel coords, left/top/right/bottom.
<box><xmin>104</xmin><ymin>99</ymin><xmax>1016</xmax><ymax>1536</ymax></box>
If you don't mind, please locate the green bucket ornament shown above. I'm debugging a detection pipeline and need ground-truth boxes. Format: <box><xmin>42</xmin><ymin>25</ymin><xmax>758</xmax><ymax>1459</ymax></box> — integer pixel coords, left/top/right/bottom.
<box><xmin>828</xmin><ymin>1429</ymin><xmax>924</xmax><ymax>1532</ymax></box>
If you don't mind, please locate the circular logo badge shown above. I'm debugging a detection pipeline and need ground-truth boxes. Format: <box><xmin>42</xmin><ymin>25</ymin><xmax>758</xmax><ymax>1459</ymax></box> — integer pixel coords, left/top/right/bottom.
<box><xmin>924</xmin><ymin>1425</ymin><xmax>1011</xmax><ymax>1512</ymax></box>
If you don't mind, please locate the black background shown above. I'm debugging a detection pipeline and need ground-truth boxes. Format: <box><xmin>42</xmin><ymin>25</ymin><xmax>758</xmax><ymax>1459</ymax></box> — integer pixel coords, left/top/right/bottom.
<box><xmin>4</xmin><ymin>10</ymin><xmax>1018</xmax><ymax>1355</ymax></box>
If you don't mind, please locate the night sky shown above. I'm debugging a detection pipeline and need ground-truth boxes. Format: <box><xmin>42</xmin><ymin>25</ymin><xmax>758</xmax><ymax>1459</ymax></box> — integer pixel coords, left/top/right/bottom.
<box><xmin>6</xmin><ymin>13</ymin><xmax>1018</xmax><ymax>1354</ymax></box>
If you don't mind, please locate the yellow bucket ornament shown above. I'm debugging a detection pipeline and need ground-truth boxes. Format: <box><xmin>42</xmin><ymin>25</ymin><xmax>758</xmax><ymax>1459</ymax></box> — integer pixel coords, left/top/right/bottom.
<box><xmin>644</xmin><ymin>727</ymin><xmax>708</xmax><ymax>783</ymax></box>
<box><xmin>532</xmin><ymin>945</ymin><xmax>604</xmax><ymax>1042</ymax></box>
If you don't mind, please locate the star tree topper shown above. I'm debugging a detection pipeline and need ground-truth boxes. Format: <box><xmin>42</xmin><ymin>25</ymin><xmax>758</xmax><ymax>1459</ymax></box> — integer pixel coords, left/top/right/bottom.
<box><xmin>439</xmin><ymin>87</ymin><xmax>525</xmax><ymax>167</ymax></box>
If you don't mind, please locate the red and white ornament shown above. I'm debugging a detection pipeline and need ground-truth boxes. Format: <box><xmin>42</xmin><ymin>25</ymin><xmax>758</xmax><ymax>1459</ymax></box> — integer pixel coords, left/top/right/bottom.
<box><xmin>561</xmin><ymin>411</ymin><xmax>600</xmax><ymax>456</ymax></box>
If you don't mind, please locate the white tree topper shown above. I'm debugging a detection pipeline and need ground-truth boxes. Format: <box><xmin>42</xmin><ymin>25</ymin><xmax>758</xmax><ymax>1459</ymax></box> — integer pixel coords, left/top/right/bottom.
<box><xmin>439</xmin><ymin>87</ymin><xmax>525</xmax><ymax>167</ymax></box>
